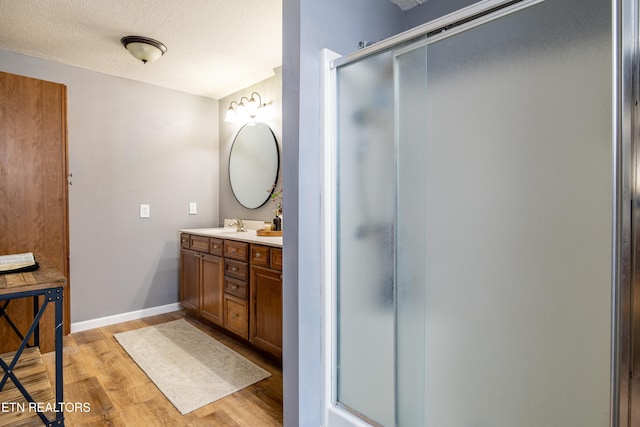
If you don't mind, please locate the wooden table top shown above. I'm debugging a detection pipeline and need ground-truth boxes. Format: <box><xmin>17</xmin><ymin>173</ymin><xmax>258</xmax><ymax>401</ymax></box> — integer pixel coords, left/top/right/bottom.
<box><xmin>0</xmin><ymin>255</ymin><xmax>66</xmax><ymax>297</ymax></box>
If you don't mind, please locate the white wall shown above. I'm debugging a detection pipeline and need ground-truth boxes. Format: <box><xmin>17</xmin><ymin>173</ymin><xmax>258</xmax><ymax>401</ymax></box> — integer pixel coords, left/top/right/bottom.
<box><xmin>0</xmin><ymin>50</ymin><xmax>219</xmax><ymax>323</ymax></box>
<box><xmin>283</xmin><ymin>1</ymin><xmax>407</xmax><ymax>425</ymax></box>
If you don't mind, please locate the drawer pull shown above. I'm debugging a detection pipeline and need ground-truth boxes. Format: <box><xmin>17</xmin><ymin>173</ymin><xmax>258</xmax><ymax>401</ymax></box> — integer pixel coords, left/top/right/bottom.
<box><xmin>231</xmin><ymin>267</ymin><xmax>238</xmax><ymax>272</ymax></box>
<box><xmin>232</xmin><ymin>313</ymin><xmax>239</xmax><ymax>319</ymax></box>
<box><xmin>213</xmin><ymin>245</ymin><xmax>220</xmax><ymax>249</ymax></box>
<box><xmin>256</xmin><ymin>253</ymin><xmax>261</xmax><ymax>257</ymax></box>
<box><xmin>230</xmin><ymin>284</ymin><xmax>237</xmax><ymax>289</ymax></box>
<box><xmin>229</xmin><ymin>248</ymin><xmax>236</xmax><ymax>253</ymax></box>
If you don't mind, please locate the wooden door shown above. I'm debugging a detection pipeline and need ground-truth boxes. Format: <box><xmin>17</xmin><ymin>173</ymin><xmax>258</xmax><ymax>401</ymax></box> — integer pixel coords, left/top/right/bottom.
<box><xmin>0</xmin><ymin>71</ymin><xmax>69</xmax><ymax>353</ymax></box>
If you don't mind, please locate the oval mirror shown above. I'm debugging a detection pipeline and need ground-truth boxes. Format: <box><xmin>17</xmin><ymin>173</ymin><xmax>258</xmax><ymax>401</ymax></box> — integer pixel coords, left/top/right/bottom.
<box><xmin>229</xmin><ymin>122</ymin><xmax>280</xmax><ymax>209</ymax></box>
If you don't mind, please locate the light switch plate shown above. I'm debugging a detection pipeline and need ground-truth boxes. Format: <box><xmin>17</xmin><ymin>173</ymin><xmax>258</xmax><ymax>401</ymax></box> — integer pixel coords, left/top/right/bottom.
<box><xmin>189</xmin><ymin>202</ymin><xmax>197</xmax><ymax>215</ymax></box>
<box><xmin>139</xmin><ymin>204</ymin><xmax>150</xmax><ymax>218</ymax></box>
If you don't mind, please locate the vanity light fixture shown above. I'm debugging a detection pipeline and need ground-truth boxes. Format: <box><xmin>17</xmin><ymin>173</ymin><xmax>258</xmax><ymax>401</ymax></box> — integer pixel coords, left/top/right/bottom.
<box><xmin>224</xmin><ymin>101</ymin><xmax>239</xmax><ymax>123</ymax></box>
<box><xmin>246</xmin><ymin>92</ymin><xmax>262</xmax><ymax>115</ymax></box>
<box><xmin>121</xmin><ymin>36</ymin><xmax>167</xmax><ymax>64</ymax></box>
<box><xmin>237</xmin><ymin>97</ymin><xmax>250</xmax><ymax>120</ymax></box>
<box><xmin>224</xmin><ymin>92</ymin><xmax>268</xmax><ymax>123</ymax></box>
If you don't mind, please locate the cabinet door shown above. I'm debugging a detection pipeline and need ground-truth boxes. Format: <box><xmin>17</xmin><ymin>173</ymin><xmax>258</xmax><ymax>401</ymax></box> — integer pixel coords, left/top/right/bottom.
<box><xmin>180</xmin><ymin>248</ymin><xmax>200</xmax><ymax>314</ymax></box>
<box><xmin>201</xmin><ymin>254</ymin><xmax>224</xmax><ymax>326</ymax></box>
<box><xmin>250</xmin><ymin>266</ymin><xmax>283</xmax><ymax>358</ymax></box>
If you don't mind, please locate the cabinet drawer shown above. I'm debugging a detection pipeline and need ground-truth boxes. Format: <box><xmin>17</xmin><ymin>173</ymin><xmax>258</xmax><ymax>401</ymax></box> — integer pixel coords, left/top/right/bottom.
<box><xmin>210</xmin><ymin>238</ymin><xmax>223</xmax><ymax>256</ymax></box>
<box><xmin>224</xmin><ymin>276</ymin><xmax>247</xmax><ymax>300</ymax></box>
<box><xmin>224</xmin><ymin>240</ymin><xmax>248</xmax><ymax>261</ymax></box>
<box><xmin>224</xmin><ymin>295</ymin><xmax>248</xmax><ymax>339</ymax></box>
<box><xmin>270</xmin><ymin>248</ymin><xmax>283</xmax><ymax>271</ymax></box>
<box><xmin>224</xmin><ymin>259</ymin><xmax>248</xmax><ymax>281</ymax></box>
<box><xmin>180</xmin><ymin>233</ymin><xmax>190</xmax><ymax>249</ymax></box>
<box><xmin>250</xmin><ymin>244</ymin><xmax>270</xmax><ymax>267</ymax></box>
<box><xmin>190</xmin><ymin>235</ymin><xmax>210</xmax><ymax>253</ymax></box>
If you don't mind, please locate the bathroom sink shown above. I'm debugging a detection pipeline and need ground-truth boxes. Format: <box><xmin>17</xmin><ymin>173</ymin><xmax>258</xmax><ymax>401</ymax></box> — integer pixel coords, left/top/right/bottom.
<box><xmin>214</xmin><ymin>229</ymin><xmax>254</xmax><ymax>234</ymax></box>
<box><xmin>197</xmin><ymin>228</ymin><xmax>257</xmax><ymax>237</ymax></box>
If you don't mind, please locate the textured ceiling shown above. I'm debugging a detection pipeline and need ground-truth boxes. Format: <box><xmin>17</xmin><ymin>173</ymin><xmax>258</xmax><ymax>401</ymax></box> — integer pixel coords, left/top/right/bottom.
<box><xmin>0</xmin><ymin>0</ymin><xmax>282</xmax><ymax>99</ymax></box>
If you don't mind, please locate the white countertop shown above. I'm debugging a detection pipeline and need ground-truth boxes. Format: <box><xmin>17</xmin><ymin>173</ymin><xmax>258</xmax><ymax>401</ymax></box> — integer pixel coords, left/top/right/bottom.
<box><xmin>180</xmin><ymin>227</ymin><xmax>282</xmax><ymax>248</ymax></box>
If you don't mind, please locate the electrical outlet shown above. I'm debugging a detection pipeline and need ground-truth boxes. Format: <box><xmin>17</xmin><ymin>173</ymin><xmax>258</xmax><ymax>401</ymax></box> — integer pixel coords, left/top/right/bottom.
<box><xmin>139</xmin><ymin>204</ymin><xmax>150</xmax><ymax>218</ymax></box>
<box><xmin>189</xmin><ymin>202</ymin><xmax>197</xmax><ymax>215</ymax></box>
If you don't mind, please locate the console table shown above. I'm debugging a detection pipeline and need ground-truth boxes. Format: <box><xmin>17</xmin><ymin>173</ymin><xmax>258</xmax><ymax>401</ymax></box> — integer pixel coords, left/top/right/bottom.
<box><xmin>0</xmin><ymin>256</ymin><xmax>65</xmax><ymax>426</ymax></box>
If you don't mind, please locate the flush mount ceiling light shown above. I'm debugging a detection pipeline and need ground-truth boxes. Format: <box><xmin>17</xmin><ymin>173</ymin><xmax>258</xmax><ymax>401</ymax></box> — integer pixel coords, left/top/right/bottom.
<box><xmin>120</xmin><ymin>36</ymin><xmax>167</xmax><ymax>64</ymax></box>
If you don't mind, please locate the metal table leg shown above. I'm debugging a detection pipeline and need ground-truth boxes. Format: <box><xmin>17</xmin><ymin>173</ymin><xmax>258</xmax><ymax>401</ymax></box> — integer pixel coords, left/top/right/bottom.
<box><xmin>0</xmin><ymin>287</ymin><xmax>65</xmax><ymax>426</ymax></box>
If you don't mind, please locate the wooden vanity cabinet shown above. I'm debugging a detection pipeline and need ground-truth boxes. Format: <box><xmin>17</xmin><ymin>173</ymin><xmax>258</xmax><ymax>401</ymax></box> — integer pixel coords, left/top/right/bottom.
<box><xmin>179</xmin><ymin>235</ymin><xmax>224</xmax><ymax>326</ymax></box>
<box><xmin>180</xmin><ymin>233</ymin><xmax>283</xmax><ymax>359</ymax></box>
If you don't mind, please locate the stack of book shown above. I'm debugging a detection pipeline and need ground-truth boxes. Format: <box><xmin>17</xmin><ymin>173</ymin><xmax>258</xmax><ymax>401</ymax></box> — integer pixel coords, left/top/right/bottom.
<box><xmin>0</xmin><ymin>252</ymin><xmax>40</xmax><ymax>274</ymax></box>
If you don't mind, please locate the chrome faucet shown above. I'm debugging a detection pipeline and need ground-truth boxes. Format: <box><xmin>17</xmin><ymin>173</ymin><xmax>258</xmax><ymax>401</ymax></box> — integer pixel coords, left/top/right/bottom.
<box><xmin>229</xmin><ymin>219</ymin><xmax>247</xmax><ymax>232</ymax></box>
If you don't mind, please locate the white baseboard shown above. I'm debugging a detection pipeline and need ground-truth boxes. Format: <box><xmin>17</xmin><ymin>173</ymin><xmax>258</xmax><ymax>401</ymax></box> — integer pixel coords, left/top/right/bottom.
<box><xmin>70</xmin><ymin>302</ymin><xmax>182</xmax><ymax>333</ymax></box>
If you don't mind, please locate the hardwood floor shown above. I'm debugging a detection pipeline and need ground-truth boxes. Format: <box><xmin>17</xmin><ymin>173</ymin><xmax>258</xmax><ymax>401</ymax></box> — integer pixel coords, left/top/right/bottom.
<box><xmin>40</xmin><ymin>311</ymin><xmax>283</xmax><ymax>426</ymax></box>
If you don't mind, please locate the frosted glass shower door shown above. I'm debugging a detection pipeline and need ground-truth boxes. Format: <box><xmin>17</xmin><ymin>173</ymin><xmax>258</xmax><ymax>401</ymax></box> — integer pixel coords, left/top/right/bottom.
<box><xmin>336</xmin><ymin>35</ymin><xmax>429</xmax><ymax>426</ymax></box>
<box><xmin>336</xmin><ymin>48</ymin><xmax>397</xmax><ymax>427</ymax></box>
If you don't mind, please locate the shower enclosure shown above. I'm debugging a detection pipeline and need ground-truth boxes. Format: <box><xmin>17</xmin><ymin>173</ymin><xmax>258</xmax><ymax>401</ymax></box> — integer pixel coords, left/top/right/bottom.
<box><xmin>328</xmin><ymin>0</ymin><xmax>626</xmax><ymax>425</ymax></box>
